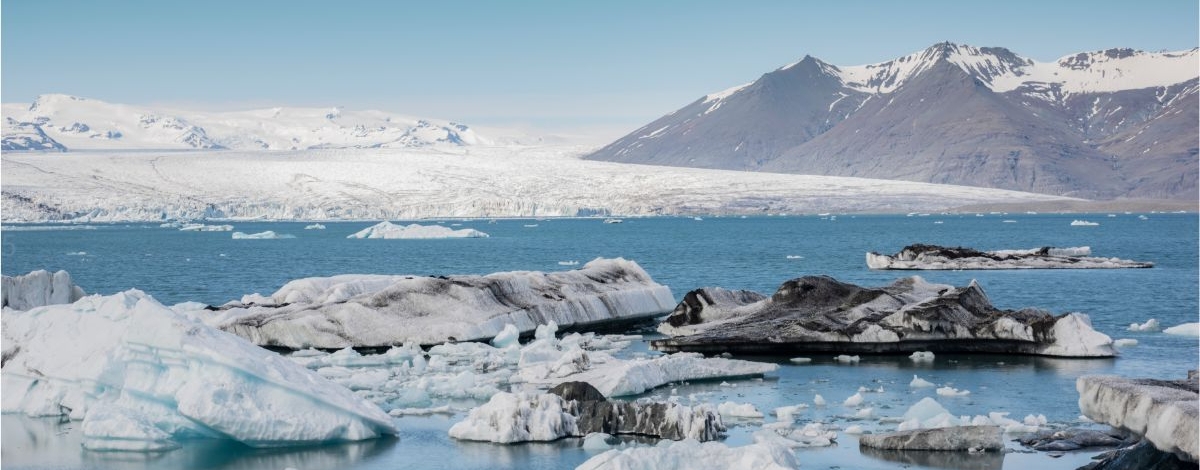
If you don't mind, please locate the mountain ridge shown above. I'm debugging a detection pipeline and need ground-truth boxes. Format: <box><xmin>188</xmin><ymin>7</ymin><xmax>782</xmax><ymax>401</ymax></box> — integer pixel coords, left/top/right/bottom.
<box><xmin>586</xmin><ymin>43</ymin><xmax>1199</xmax><ymax>200</ymax></box>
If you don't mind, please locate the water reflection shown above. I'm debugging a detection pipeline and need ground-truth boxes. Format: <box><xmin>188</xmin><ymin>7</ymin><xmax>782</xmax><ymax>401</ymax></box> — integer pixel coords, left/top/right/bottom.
<box><xmin>859</xmin><ymin>445</ymin><xmax>1005</xmax><ymax>470</ymax></box>
<box><xmin>2</xmin><ymin>415</ymin><xmax>398</xmax><ymax>470</ymax></box>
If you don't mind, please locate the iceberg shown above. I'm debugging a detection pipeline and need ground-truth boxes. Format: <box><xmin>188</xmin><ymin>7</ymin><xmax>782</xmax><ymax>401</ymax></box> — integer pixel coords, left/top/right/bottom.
<box><xmin>2</xmin><ymin>269</ymin><xmax>86</xmax><ymax>310</ymax></box>
<box><xmin>347</xmin><ymin>221</ymin><xmax>488</xmax><ymax>239</ymax></box>
<box><xmin>209</xmin><ymin>258</ymin><xmax>677</xmax><ymax>348</ymax></box>
<box><xmin>448</xmin><ymin>382</ymin><xmax>723</xmax><ymax>444</ymax></box>
<box><xmin>859</xmin><ymin>426</ymin><xmax>1003</xmax><ymax>451</ymax></box>
<box><xmin>179</xmin><ymin>223</ymin><xmax>233</xmax><ymax>231</ymax></box>
<box><xmin>304</xmin><ymin>223</ymin><xmax>326</xmax><ymax>230</ymax></box>
<box><xmin>653</xmin><ymin>275</ymin><xmax>1116</xmax><ymax>357</ymax></box>
<box><xmin>231</xmin><ymin>230</ymin><xmax>295</xmax><ymax>239</ymax></box>
<box><xmin>1077</xmin><ymin>374</ymin><xmax>1198</xmax><ymax>462</ymax></box>
<box><xmin>575</xmin><ymin>438</ymin><xmax>799</xmax><ymax>470</ymax></box>
<box><xmin>1164</xmin><ymin>322</ymin><xmax>1200</xmax><ymax>337</ymax></box>
<box><xmin>0</xmin><ymin>290</ymin><xmax>396</xmax><ymax>450</ymax></box>
<box><xmin>1128</xmin><ymin>318</ymin><xmax>1162</xmax><ymax>332</ymax></box>
<box><xmin>1071</xmin><ymin>220</ymin><xmax>1100</xmax><ymax>226</ymax></box>
<box><xmin>866</xmin><ymin>244</ymin><xmax>1152</xmax><ymax>270</ymax></box>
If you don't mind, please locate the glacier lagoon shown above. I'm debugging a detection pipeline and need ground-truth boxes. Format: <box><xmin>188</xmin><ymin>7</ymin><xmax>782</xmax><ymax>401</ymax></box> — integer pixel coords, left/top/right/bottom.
<box><xmin>2</xmin><ymin>214</ymin><xmax>1197</xmax><ymax>470</ymax></box>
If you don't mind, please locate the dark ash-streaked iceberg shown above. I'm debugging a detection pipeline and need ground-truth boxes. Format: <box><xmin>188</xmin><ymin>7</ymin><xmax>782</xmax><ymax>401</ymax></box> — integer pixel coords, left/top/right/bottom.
<box><xmin>866</xmin><ymin>244</ymin><xmax>1153</xmax><ymax>270</ymax></box>
<box><xmin>652</xmin><ymin>275</ymin><xmax>1115</xmax><ymax>357</ymax></box>
<box><xmin>208</xmin><ymin>258</ymin><xmax>676</xmax><ymax>348</ymax></box>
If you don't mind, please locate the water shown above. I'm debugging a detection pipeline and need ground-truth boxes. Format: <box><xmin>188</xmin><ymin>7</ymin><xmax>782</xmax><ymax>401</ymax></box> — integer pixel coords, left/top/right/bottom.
<box><xmin>3</xmin><ymin>214</ymin><xmax>1197</xmax><ymax>469</ymax></box>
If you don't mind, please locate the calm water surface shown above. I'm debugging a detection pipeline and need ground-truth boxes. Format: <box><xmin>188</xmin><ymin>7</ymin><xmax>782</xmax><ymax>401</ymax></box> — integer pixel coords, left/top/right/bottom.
<box><xmin>3</xmin><ymin>214</ymin><xmax>1197</xmax><ymax>469</ymax></box>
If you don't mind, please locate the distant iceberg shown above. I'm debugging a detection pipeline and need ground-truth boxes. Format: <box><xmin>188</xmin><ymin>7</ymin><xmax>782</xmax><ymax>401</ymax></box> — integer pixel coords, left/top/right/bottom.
<box><xmin>1071</xmin><ymin>220</ymin><xmax>1100</xmax><ymax>226</ymax></box>
<box><xmin>304</xmin><ymin>223</ymin><xmax>326</xmax><ymax>230</ymax></box>
<box><xmin>0</xmin><ymin>290</ymin><xmax>396</xmax><ymax>451</ymax></box>
<box><xmin>232</xmin><ymin>230</ymin><xmax>295</xmax><ymax>239</ymax></box>
<box><xmin>208</xmin><ymin>258</ymin><xmax>675</xmax><ymax>348</ymax></box>
<box><xmin>866</xmin><ymin>244</ymin><xmax>1152</xmax><ymax>270</ymax></box>
<box><xmin>348</xmin><ymin>221</ymin><xmax>488</xmax><ymax>239</ymax></box>
<box><xmin>179</xmin><ymin>223</ymin><xmax>233</xmax><ymax>232</ymax></box>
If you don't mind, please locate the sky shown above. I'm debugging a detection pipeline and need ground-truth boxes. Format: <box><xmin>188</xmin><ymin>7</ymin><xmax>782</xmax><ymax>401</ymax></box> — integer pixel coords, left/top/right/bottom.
<box><xmin>3</xmin><ymin>0</ymin><xmax>1197</xmax><ymax>137</ymax></box>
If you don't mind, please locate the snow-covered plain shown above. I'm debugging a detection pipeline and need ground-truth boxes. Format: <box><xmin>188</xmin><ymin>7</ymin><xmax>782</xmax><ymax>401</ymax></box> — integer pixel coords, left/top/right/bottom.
<box><xmin>0</xmin><ymin>146</ymin><xmax>1073</xmax><ymax>222</ymax></box>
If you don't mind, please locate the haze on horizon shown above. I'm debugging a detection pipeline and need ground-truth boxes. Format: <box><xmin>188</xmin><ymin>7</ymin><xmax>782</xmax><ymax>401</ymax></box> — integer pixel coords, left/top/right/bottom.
<box><xmin>3</xmin><ymin>0</ymin><xmax>1197</xmax><ymax>137</ymax></box>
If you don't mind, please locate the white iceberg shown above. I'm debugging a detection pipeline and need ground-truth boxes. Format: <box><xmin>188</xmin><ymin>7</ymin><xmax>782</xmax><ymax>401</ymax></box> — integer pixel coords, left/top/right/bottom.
<box><xmin>1070</xmin><ymin>220</ymin><xmax>1099</xmax><ymax>226</ymax></box>
<box><xmin>910</xmin><ymin>375</ymin><xmax>936</xmax><ymax>388</ymax></box>
<box><xmin>575</xmin><ymin>438</ymin><xmax>799</xmax><ymax>470</ymax></box>
<box><xmin>447</xmin><ymin>392</ymin><xmax>577</xmax><ymax>443</ymax></box>
<box><xmin>843</xmin><ymin>392</ymin><xmax>865</xmax><ymax>407</ymax></box>
<box><xmin>754</xmin><ymin>421</ymin><xmax>837</xmax><ymax>448</ymax></box>
<box><xmin>209</xmin><ymin>258</ymin><xmax>677</xmax><ymax>348</ymax></box>
<box><xmin>1128</xmin><ymin>318</ymin><xmax>1162</xmax><ymax>332</ymax></box>
<box><xmin>179</xmin><ymin>223</ymin><xmax>233</xmax><ymax>231</ymax></box>
<box><xmin>2</xmin><ymin>269</ymin><xmax>86</xmax><ymax>310</ymax></box>
<box><xmin>347</xmin><ymin>221</ymin><xmax>488</xmax><ymax>239</ymax></box>
<box><xmin>232</xmin><ymin>230</ymin><xmax>295</xmax><ymax>239</ymax></box>
<box><xmin>1163</xmin><ymin>322</ymin><xmax>1200</xmax><ymax>337</ymax></box>
<box><xmin>717</xmin><ymin>402</ymin><xmax>763</xmax><ymax>419</ymax></box>
<box><xmin>909</xmin><ymin>351</ymin><xmax>935</xmax><ymax>362</ymax></box>
<box><xmin>936</xmin><ymin>386</ymin><xmax>971</xmax><ymax>397</ymax></box>
<box><xmin>1077</xmin><ymin>375</ymin><xmax>1198</xmax><ymax>462</ymax></box>
<box><xmin>304</xmin><ymin>223</ymin><xmax>326</xmax><ymax>230</ymax></box>
<box><xmin>0</xmin><ymin>290</ymin><xmax>396</xmax><ymax>450</ymax></box>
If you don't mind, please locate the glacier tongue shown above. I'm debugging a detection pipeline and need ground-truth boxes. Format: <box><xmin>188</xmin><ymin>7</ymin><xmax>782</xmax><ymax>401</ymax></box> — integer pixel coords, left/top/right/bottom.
<box><xmin>209</xmin><ymin>258</ymin><xmax>676</xmax><ymax>348</ymax></box>
<box><xmin>0</xmin><ymin>290</ymin><xmax>396</xmax><ymax>450</ymax></box>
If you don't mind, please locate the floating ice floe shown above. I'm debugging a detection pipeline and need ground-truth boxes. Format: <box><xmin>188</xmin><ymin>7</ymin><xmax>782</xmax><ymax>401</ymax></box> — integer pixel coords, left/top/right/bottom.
<box><xmin>755</xmin><ymin>421</ymin><xmax>837</xmax><ymax>448</ymax></box>
<box><xmin>654</xmin><ymin>275</ymin><xmax>1116</xmax><ymax>357</ymax></box>
<box><xmin>865</xmin><ymin>244</ymin><xmax>1151</xmax><ymax>270</ymax></box>
<box><xmin>304</xmin><ymin>223</ymin><xmax>326</xmax><ymax>230</ymax></box>
<box><xmin>0</xmin><ymin>290</ymin><xmax>396</xmax><ymax>451</ymax></box>
<box><xmin>936</xmin><ymin>386</ymin><xmax>971</xmax><ymax>397</ymax></box>
<box><xmin>1070</xmin><ymin>220</ymin><xmax>1100</xmax><ymax>226</ymax></box>
<box><xmin>843</xmin><ymin>392</ymin><xmax>864</xmax><ymax>407</ymax></box>
<box><xmin>1077</xmin><ymin>374</ymin><xmax>1198</xmax><ymax>462</ymax></box>
<box><xmin>2</xmin><ymin>269</ymin><xmax>86</xmax><ymax>310</ymax></box>
<box><xmin>208</xmin><ymin>258</ymin><xmax>676</xmax><ymax>348</ymax></box>
<box><xmin>909</xmin><ymin>351</ymin><xmax>935</xmax><ymax>362</ymax></box>
<box><xmin>575</xmin><ymin>438</ymin><xmax>799</xmax><ymax>470</ymax></box>
<box><xmin>179</xmin><ymin>223</ymin><xmax>233</xmax><ymax>231</ymax></box>
<box><xmin>1128</xmin><ymin>318</ymin><xmax>1162</xmax><ymax>332</ymax></box>
<box><xmin>813</xmin><ymin>394</ymin><xmax>826</xmax><ymax>407</ymax></box>
<box><xmin>231</xmin><ymin>230</ymin><xmax>295</xmax><ymax>239</ymax></box>
<box><xmin>834</xmin><ymin>355</ymin><xmax>861</xmax><ymax>363</ymax></box>
<box><xmin>894</xmin><ymin>397</ymin><xmax>1042</xmax><ymax>434</ymax></box>
<box><xmin>1113</xmin><ymin>338</ymin><xmax>1138</xmax><ymax>348</ymax></box>
<box><xmin>788</xmin><ymin>357</ymin><xmax>811</xmax><ymax>364</ymax></box>
<box><xmin>1163</xmin><ymin>322</ymin><xmax>1200</xmax><ymax>337</ymax></box>
<box><xmin>860</xmin><ymin>426</ymin><xmax>1003</xmax><ymax>452</ymax></box>
<box><xmin>773</xmin><ymin>404</ymin><xmax>809</xmax><ymax>422</ymax></box>
<box><xmin>347</xmin><ymin>221</ymin><xmax>488</xmax><ymax>239</ymax></box>
<box><xmin>558</xmin><ymin>260</ymin><xmax>580</xmax><ymax>266</ymax></box>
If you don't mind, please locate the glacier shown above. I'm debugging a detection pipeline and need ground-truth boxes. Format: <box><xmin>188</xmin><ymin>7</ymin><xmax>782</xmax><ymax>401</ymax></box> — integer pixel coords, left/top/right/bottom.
<box><xmin>347</xmin><ymin>221</ymin><xmax>488</xmax><ymax>239</ymax></box>
<box><xmin>208</xmin><ymin>258</ymin><xmax>676</xmax><ymax>348</ymax></box>
<box><xmin>1</xmin><ymin>269</ymin><xmax>86</xmax><ymax>310</ymax></box>
<box><xmin>654</xmin><ymin>275</ymin><xmax>1116</xmax><ymax>357</ymax></box>
<box><xmin>0</xmin><ymin>290</ymin><xmax>396</xmax><ymax>451</ymax></box>
<box><xmin>866</xmin><ymin>244</ymin><xmax>1153</xmax><ymax>270</ymax></box>
<box><xmin>0</xmin><ymin>146</ymin><xmax>1074</xmax><ymax>223</ymax></box>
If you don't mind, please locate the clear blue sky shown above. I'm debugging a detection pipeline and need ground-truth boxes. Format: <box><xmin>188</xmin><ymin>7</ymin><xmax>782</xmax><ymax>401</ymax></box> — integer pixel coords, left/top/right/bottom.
<box><xmin>3</xmin><ymin>0</ymin><xmax>1197</xmax><ymax>134</ymax></box>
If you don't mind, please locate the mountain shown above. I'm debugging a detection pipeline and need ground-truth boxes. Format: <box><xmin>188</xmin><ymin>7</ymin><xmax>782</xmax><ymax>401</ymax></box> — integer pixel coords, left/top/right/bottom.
<box><xmin>0</xmin><ymin>94</ymin><xmax>492</xmax><ymax>151</ymax></box>
<box><xmin>586</xmin><ymin>43</ymin><xmax>1199</xmax><ymax>200</ymax></box>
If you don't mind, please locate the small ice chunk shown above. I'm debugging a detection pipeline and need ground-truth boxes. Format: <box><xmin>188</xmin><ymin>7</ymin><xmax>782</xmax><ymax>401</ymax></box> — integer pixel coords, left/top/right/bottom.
<box><xmin>813</xmin><ymin>394</ymin><xmax>826</xmax><ymax>406</ymax></box>
<box><xmin>936</xmin><ymin>386</ymin><xmax>970</xmax><ymax>397</ymax></box>
<box><xmin>1113</xmin><ymin>338</ymin><xmax>1138</xmax><ymax>348</ymax></box>
<box><xmin>491</xmin><ymin>324</ymin><xmax>520</xmax><ymax>349</ymax></box>
<box><xmin>231</xmin><ymin>231</ymin><xmax>295</xmax><ymax>239</ymax></box>
<box><xmin>304</xmin><ymin>223</ymin><xmax>326</xmax><ymax>230</ymax></box>
<box><xmin>788</xmin><ymin>357</ymin><xmax>812</xmax><ymax>364</ymax></box>
<box><xmin>1128</xmin><ymin>319</ymin><xmax>1161</xmax><ymax>332</ymax></box>
<box><xmin>844</xmin><ymin>425</ymin><xmax>864</xmax><ymax>435</ymax></box>
<box><xmin>909</xmin><ymin>351</ymin><xmax>935</xmax><ymax>362</ymax></box>
<box><xmin>717</xmin><ymin>402</ymin><xmax>764</xmax><ymax>419</ymax></box>
<box><xmin>1022</xmin><ymin>414</ymin><xmax>1047</xmax><ymax>426</ymax></box>
<box><xmin>910</xmin><ymin>375</ymin><xmax>936</xmax><ymax>388</ymax></box>
<box><xmin>853</xmin><ymin>407</ymin><xmax>875</xmax><ymax>419</ymax></box>
<box><xmin>773</xmin><ymin>404</ymin><xmax>809</xmax><ymax>422</ymax></box>
<box><xmin>581</xmin><ymin>432</ymin><xmax>617</xmax><ymax>450</ymax></box>
<box><xmin>843</xmin><ymin>392</ymin><xmax>864</xmax><ymax>407</ymax></box>
<box><xmin>834</xmin><ymin>355</ymin><xmax>860</xmax><ymax>363</ymax></box>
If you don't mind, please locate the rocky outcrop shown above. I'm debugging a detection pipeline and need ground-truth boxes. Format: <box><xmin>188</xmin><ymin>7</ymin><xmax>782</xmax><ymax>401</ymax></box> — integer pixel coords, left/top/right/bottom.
<box><xmin>867</xmin><ymin>244</ymin><xmax>1153</xmax><ymax>270</ymax></box>
<box><xmin>1077</xmin><ymin>374</ymin><xmax>1198</xmax><ymax>463</ymax></box>
<box><xmin>2</xmin><ymin>270</ymin><xmax>86</xmax><ymax>310</ymax></box>
<box><xmin>859</xmin><ymin>425</ymin><xmax>1003</xmax><ymax>451</ymax></box>
<box><xmin>447</xmin><ymin>382</ymin><xmax>723</xmax><ymax>444</ymax></box>
<box><xmin>652</xmin><ymin>275</ymin><xmax>1115</xmax><ymax>357</ymax></box>
<box><xmin>207</xmin><ymin>258</ymin><xmax>676</xmax><ymax>348</ymax></box>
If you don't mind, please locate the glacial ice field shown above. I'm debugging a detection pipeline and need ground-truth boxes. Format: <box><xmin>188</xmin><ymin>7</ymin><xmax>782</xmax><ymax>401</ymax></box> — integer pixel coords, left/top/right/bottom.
<box><xmin>0</xmin><ymin>146</ymin><xmax>1074</xmax><ymax>222</ymax></box>
<box><xmin>1</xmin><ymin>214</ymin><xmax>1197</xmax><ymax>470</ymax></box>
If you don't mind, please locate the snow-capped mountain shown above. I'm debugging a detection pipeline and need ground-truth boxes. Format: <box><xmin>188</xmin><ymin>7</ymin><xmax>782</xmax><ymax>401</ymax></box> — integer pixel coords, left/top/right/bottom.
<box><xmin>586</xmin><ymin>43</ymin><xmax>1199</xmax><ymax>200</ymax></box>
<box><xmin>1</xmin><ymin>94</ymin><xmax>491</xmax><ymax>151</ymax></box>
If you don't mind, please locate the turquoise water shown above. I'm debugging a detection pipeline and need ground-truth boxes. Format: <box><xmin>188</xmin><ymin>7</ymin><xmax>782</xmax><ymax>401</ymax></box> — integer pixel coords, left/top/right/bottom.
<box><xmin>2</xmin><ymin>214</ymin><xmax>1197</xmax><ymax>469</ymax></box>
